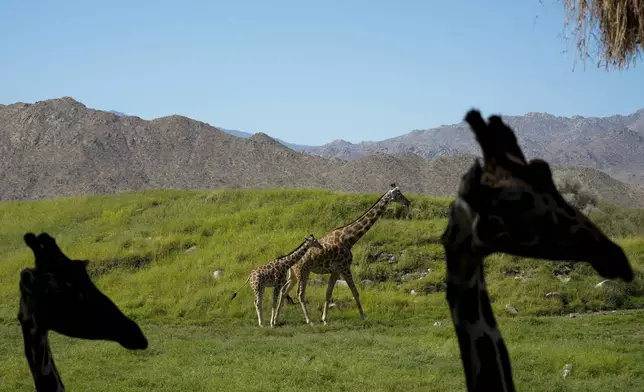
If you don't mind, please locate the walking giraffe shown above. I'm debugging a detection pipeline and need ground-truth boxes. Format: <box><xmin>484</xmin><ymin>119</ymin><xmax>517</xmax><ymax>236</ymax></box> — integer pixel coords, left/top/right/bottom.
<box><xmin>231</xmin><ymin>234</ymin><xmax>323</xmax><ymax>327</ymax></box>
<box><xmin>441</xmin><ymin>110</ymin><xmax>634</xmax><ymax>391</ymax></box>
<box><xmin>283</xmin><ymin>183</ymin><xmax>410</xmax><ymax>325</ymax></box>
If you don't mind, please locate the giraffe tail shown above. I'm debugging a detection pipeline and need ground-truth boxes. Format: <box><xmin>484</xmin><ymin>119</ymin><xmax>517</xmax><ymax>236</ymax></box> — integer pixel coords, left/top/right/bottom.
<box><xmin>230</xmin><ymin>276</ymin><xmax>251</xmax><ymax>300</ymax></box>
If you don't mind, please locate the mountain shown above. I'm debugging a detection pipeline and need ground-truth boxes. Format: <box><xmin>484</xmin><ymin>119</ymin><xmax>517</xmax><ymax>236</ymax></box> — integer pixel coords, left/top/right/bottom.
<box><xmin>222</xmin><ymin>128</ymin><xmax>253</xmax><ymax>138</ymax></box>
<box><xmin>0</xmin><ymin>97</ymin><xmax>337</xmax><ymax>201</ymax></box>
<box><xmin>299</xmin><ymin>110</ymin><xmax>644</xmax><ymax>184</ymax></box>
<box><xmin>221</xmin><ymin>128</ymin><xmax>311</xmax><ymax>151</ymax></box>
<box><xmin>108</xmin><ymin>115</ymin><xmax>309</xmax><ymax>150</ymax></box>
<box><xmin>1</xmin><ymin>97</ymin><xmax>644</xmax><ymax>208</ymax></box>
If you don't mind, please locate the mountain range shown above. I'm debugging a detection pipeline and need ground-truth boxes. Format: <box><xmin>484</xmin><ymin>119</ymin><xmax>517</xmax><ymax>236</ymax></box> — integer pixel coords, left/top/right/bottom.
<box><xmin>220</xmin><ymin>128</ymin><xmax>309</xmax><ymax>151</ymax></box>
<box><xmin>226</xmin><ymin>109</ymin><xmax>644</xmax><ymax>185</ymax></box>
<box><xmin>1</xmin><ymin>97</ymin><xmax>643</xmax><ymax>208</ymax></box>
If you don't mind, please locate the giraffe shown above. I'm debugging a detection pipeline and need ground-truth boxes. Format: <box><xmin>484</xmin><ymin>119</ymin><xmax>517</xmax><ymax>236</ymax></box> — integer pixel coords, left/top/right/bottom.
<box><xmin>230</xmin><ymin>234</ymin><xmax>323</xmax><ymax>328</ymax></box>
<box><xmin>440</xmin><ymin>110</ymin><xmax>634</xmax><ymax>392</ymax></box>
<box><xmin>283</xmin><ymin>183</ymin><xmax>411</xmax><ymax>325</ymax></box>
<box><xmin>17</xmin><ymin>232</ymin><xmax>149</xmax><ymax>392</ymax></box>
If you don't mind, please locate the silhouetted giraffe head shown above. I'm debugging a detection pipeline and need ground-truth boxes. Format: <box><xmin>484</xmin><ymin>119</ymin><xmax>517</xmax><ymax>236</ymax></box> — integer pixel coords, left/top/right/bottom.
<box><xmin>443</xmin><ymin>110</ymin><xmax>633</xmax><ymax>282</ymax></box>
<box><xmin>18</xmin><ymin>232</ymin><xmax>149</xmax><ymax>349</ymax></box>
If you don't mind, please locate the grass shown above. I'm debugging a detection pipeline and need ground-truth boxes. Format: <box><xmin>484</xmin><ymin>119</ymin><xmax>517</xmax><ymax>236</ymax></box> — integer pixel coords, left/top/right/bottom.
<box><xmin>0</xmin><ymin>188</ymin><xmax>643</xmax><ymax>391</ymax></box>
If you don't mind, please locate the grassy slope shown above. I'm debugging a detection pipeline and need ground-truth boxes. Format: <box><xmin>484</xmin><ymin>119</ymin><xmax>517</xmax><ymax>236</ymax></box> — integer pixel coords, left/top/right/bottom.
<box><xmin>1</xmin><ymin>189</ymin><xmax>643</xmax><ymax>391</ymax></box>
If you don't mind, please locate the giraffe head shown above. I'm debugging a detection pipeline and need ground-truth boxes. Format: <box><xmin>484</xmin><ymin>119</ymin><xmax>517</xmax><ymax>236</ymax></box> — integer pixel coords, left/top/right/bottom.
<box><xmin>304</xmin><ymin>234</ymin><xmax>323</xmax><ymax>249</ymax></box>
<box><xmin>443</xmin><ymin>110</ymin><xmax>633</xmax><ymax>282</ymax></box>
<box><xmin>18</xmin><ymin>232</ymin><xmax>149</xmax><ymax>349</ymax></box>
<box><xmin>385</xmin><ymin>183</ymin><xmax>411</xmax><ymax>207</ymax></box>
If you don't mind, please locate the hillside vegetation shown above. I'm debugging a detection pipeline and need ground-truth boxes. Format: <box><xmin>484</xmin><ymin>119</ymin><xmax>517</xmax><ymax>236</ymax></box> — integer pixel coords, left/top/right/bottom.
<box><xmin>1</xmin><ymin>189</ymin><xmax>644</xmax><ymax>391</ymax></box>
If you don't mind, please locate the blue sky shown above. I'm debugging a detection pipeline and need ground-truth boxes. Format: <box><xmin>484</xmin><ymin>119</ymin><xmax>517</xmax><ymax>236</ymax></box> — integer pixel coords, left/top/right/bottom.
<box><xmin>1</xmin><ymin>0</ymin><xmax>643</xmax><ymax>145</ymax></box>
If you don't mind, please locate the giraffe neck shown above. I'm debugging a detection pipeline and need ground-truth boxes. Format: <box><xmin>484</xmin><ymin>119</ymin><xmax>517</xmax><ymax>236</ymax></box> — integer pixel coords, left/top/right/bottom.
<box><xmin>279</xmin><ymin>241</ymin><xmax>313</xmax><ymax>269</ymax></box>
<box><xmin>19</xmin><ymin>287</ymin><xmax>65</xmax><ymax>392</ymax></box>
<box><xmin>341</xmin><ymin>194</ymin><xmax>390</xmax><ymax>247</ymax></box>
<box><xmin>21</xmin><ymin>323</ymin><xmax>65</xmax><ymax>392</ymax></box>
<box><xmin>445</xmin><ymin>250</ymin><xmax>516</xmax><ymax>392</ymax></box>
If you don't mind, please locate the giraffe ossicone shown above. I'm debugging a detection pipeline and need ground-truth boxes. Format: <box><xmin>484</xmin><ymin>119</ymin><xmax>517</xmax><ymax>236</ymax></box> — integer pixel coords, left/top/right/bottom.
<box><xmin>283</xmin><ymin>183</ymin><xmax>411</xmax><ymax>325</ymax></box>
<box><xmin>18</xmin><ymin>232</ymin><xmax>148</xmax><ymax>392</ymax></box>
<box><xmin>231</xmin><ymin>234</ymin><xmax>323</xmax><ymax>327</ymax></box>
<box><xmin>442</xmin><ymin>109</ymin><xmax>634</xmax><ymax>392</ymax></box>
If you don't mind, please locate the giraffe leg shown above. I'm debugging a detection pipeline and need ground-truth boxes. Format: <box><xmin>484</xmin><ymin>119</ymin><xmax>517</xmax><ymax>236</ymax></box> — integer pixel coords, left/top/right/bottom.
<box><xmin>297</xmin><ymin>269</ymin><xmax>313</xmax><ymax>324</ymax></box>
<box><xmin>284</xmin><ymin>267</ymin><xmax>297</xmax><ymax>305</ymax></box>
<box><xmin>270</xmin><ymin>286</ymin><xmax>280</xmax><ymax>328</ymax></box>
<box><xmin>321</xmin><ymin>272</ymin><xmax>339</xmax><ymax>325</ymax></box>
<box><xmin>254</xmin><ymin>287</ymin><xmax>264</xmax><ymax>328</ymax></box>
<box><xmin>342</xmin><ymin>269</ymin><xmax>365</xmax><ymax>320</ymax></box>
<box><xmin>274</xmin><ymin>281</ymin><xmax>289</xmax><ymax>327</ymax></box>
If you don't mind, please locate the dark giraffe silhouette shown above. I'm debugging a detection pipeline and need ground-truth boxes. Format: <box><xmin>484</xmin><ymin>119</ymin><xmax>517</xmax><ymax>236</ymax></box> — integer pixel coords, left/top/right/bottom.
<box><xmin>18</xmin><ymin>232</ymin><xmax>148</xmax><ymax>392</ymax></box>
<box><xmin>440</xmin><ymin>110</ymin><xmax>634</xmax><ymax>392</ymax></box>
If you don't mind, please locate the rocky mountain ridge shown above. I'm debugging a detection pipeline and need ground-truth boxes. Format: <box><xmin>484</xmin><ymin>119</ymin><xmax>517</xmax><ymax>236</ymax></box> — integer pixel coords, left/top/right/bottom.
<box><xmin>297</xmin><ymin>109</ymin><xmax>644</xmax><ymax>184</ymax></box>
<box><xmin>1</xmin><ymin>97</ymin><xmax>643</xmax><ymax>208</ymax></box>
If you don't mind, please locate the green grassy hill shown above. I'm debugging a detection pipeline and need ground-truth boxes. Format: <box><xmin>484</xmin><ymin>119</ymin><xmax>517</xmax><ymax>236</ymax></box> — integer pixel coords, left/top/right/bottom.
<box><xmin>1</xmin><ymin>189</ymin><xmax>644</xmax><ymax>391</ymax></box>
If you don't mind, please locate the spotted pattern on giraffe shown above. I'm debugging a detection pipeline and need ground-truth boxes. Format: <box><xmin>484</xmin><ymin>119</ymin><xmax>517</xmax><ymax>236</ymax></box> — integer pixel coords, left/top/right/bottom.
<box><xmin>283</xmin><ymin>183</ymin><xmax>410</xmax><ymax>325</ymax></box>
<box><xmin>231</xmin><ymin>234</ymin><xmax>323</xmax><ymax>327</ymax></box>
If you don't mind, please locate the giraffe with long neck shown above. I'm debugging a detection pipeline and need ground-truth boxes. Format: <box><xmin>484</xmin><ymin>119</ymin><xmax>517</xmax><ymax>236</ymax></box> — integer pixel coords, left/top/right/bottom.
<box><xmin>283</xmin><ymin>184</ymin><xmax>411</xmax><ymax>325</ymax></box>
<box><xmin>441</xmin><ymin>110</ymin><xmax>634</xmax><ymax>391</ymax></box>
<box><xmin>231</xmin><ymin>234</ymin><xmax>323</xmax><ymax>327</ymax></box>
<box><xmin>18</xmin><ymin>232</ymin><xmax>148</xmax><ymax>392</ymax></box>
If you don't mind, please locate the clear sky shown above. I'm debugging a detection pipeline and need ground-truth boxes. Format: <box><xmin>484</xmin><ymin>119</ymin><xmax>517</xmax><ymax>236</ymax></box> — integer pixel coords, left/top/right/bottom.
<box><xmin>1</xmin><ymin>0</ymin><xmax>643</xmax><ymax>146</ymax></box>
